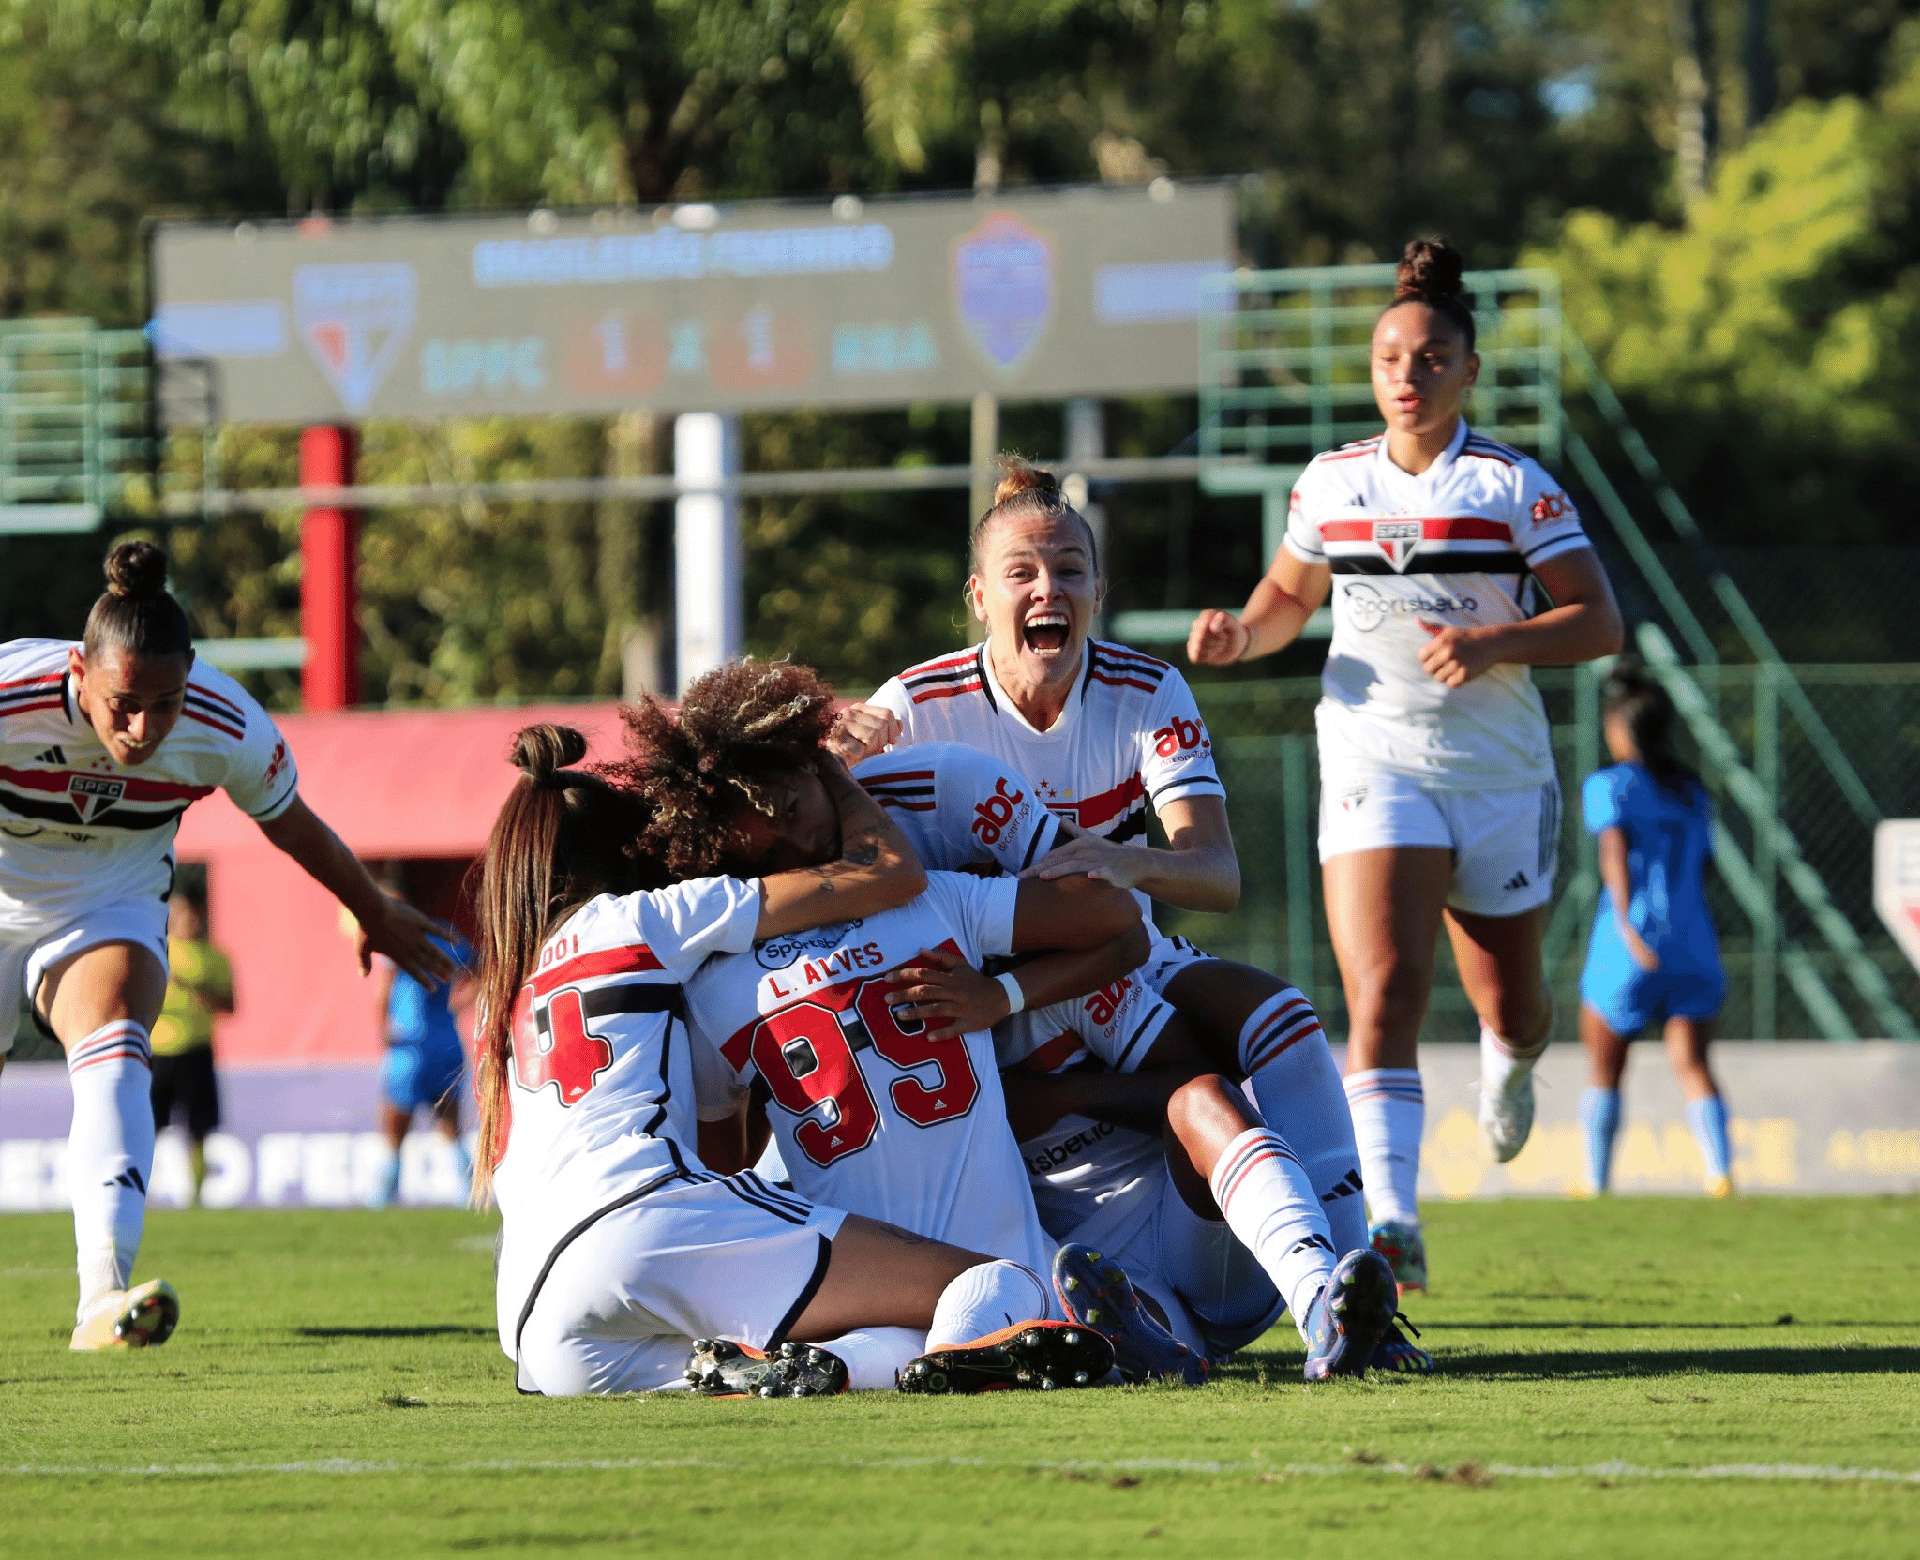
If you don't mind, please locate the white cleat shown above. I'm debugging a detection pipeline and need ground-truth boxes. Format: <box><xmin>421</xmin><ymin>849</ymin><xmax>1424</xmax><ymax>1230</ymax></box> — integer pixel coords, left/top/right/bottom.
<box><xmin>1478</xmin><ymin>1026</ymin><xmax>1538</xmax><ymax>1163</ymax></box>
<box><xmin>69</xmin><ymin>1279</ymin><xmax>180</xmax><ymax>1351</ymax></box>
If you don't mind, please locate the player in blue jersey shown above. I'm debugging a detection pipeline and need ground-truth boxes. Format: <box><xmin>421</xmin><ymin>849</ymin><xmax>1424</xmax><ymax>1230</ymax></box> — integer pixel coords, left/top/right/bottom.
<box><xmin>1577</xmin><ymin>662</ymin><xmax>1732</xmax><ymax>1196</ymax></box>
<box><xmin>369</xmin><ymin>868</ymin><xmax>475</xmax><ymax>1207</ymax></box>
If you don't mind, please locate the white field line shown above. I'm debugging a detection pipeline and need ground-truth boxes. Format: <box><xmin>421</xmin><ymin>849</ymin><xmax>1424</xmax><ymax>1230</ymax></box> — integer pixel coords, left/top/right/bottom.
<box><xmin>2</xmin><ymin>1455</ymin><xmax>1917</xmax><ymax>1485</ymax></box>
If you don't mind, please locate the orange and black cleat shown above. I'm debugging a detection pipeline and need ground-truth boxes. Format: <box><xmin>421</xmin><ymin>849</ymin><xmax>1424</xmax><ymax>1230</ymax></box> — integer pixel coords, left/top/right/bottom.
<box><xmin>896</xmin><ymin>1320</ymin><xmax>1115</xmax><ymax>1394</ymax></box>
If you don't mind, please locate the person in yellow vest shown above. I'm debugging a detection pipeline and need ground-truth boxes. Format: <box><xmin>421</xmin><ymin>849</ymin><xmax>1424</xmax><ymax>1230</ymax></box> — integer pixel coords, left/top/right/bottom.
<box><xmin>151</xmin><ymin>884</ymin><xmax>232</xmax><ymax>1206</ymax></box>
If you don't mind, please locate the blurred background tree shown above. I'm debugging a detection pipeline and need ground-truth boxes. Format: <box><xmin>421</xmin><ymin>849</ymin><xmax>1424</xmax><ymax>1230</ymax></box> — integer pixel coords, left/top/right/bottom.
<box><xmin>4</xmin><ymin>0</ymin><xmax>1920</xmax><ymax>699</ymax></box>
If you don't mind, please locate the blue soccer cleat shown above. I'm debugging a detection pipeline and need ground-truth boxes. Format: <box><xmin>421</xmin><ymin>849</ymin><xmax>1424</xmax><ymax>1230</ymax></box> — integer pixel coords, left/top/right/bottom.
<box><xmin>1369</xmin><ymin>1317</ymin><xmax>1434</xmax><ymax>1375</ymax></box>
<box><xmin>1301</xmin><ymin>1249</ymin><xmax>1398</xmax><ymax>1381</ymax></box>
<box><xmin>1052</xmin><ymin>1243</ymin><xmax>1208</xmax><ymax>1386</ymax></box>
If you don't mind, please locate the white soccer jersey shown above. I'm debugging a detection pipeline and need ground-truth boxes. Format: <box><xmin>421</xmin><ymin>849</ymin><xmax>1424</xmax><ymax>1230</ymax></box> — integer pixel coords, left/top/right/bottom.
<box><xmin>853</xmin><ymin>741</ymin><xmax>1060</xmax><ymax>878</ymax></box>
<box><xmin>1283</xmin><ymin>420</ymin><xmax>1592</xmax><ymax>786</ymax></box>
<box><xmin>490</xmin><ymin>878</ymin><xmax>764</xmax><ymax>1348</ymax></box>
<box><xmin>871</xmin><ymin>640</ymin><xmax>1222</xmax><ymax>847</ymax></box>
<box><xmin>0</xmin><ymin>638</ymin><xmax>298</xmax><ymax>934</ymax></box>
<box><xmin>686</xmin><ymin>871</ymin><xmax>1055</xmax><ymax>1279</ymax></box>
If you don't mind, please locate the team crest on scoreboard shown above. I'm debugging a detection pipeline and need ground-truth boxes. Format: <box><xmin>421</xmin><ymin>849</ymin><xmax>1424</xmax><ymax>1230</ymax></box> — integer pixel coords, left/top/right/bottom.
<box><xmin>293</xmin><ymin>262</ymin><xmax>419</xmax><ymax>414</ymax></box>
<box><xmin>67</xmin><ymin>774</ymin><xmax>126</xmax><ymax>823</ymax></box>
<box><xmin>1372</xmin><ymin>519</ymin><xmax>1423</xmax><ymax>571</ymax></box>
<box><xmin>952</xmin><ymin>213</ymin><xmax>1055</xmax><ymax>370</ymax></box>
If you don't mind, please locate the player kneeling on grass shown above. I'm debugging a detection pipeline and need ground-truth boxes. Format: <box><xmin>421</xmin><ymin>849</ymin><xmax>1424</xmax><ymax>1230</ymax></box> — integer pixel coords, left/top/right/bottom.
<box><xmin>475</xmin><ymin>723</ymin><xmax>1110</xmax><ymax>1397</ymax></box>
<box><xmin>0</xmin><ymin>542</ymin><xmax>451</xmax><ymax>1352</ymax></box>
<box><xmin>841</xmin><ymin>740</ymin><xmax>1404</xmax><ymax>1381</ymax></box>
<box><xmin>612</xmin><ymin>663</ymin><xmax>1186</xmax><ymax>1393</ymax></box>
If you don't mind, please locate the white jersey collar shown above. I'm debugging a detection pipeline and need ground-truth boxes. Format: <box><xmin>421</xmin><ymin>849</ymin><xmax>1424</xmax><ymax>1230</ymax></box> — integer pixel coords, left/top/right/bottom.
<box><xmin>979</xmin><ymin>640</ymin><xmax>1085</xmax><ymax>740</ymax></box>
<box><xmin>1374</xmin><ymin>416</ymin><xmax>1470</xmax><ymax>488</ymax></box>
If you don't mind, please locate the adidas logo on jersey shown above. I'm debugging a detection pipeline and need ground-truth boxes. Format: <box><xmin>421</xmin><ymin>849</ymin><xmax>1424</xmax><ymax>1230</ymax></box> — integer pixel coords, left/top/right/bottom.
<box><xmin>33</xmin><ymin>745</ymin><xmax>65</xmax><ymax>764</ymax></box>
<box><xmin>1503</xmin><ymin>871</ymin><xmax>1530</xmax><ymax>892</ymax></box>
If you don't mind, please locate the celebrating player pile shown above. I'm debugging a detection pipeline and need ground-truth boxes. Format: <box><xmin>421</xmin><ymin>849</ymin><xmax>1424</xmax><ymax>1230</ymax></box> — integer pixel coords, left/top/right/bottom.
<box><xmin>0</xmin><ymin>542</ymin><xmax>451</xmax><ymax>1350</ymax></box>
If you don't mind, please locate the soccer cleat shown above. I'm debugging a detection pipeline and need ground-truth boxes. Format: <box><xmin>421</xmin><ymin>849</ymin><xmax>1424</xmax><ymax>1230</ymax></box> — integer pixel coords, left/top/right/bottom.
<box><xmin>1369</xmin><ymin>1218</ymin><xmax>1428</xmax><ymax>1297</ymax></box>
<box><xmin>1478</xmin><ymin>1035</ymin><xmax>1539</xmax><ymax>1163</ymax></box>
<box><xmin>1705</xmin><ymin>1175</ymin><xmax>1734</xmax><ymax>1199</ymax></box>
<box><xmin>69</xmin><ymin>1279</ymin><xmax>180</xmax><ymax>1352</ymax></box>
<box><xmin>896</xmin><ymin>1320</ymin><xmax>1115</xmax><ymax>1395</ymax></box>
<box><xmin>1051</xmin><ymin>1243</ymin><xmax>1208</xmax><ymax>1387</ymax></box>
<box><xmin>1301</xmin><ymin>1249</ymin><xmax>1397</xmax><ymax>1382</ymax></box>
<box><xmin>1369</xmin><ymin>1317</ymin><xmax>1434</xmax><ymax>1375</ymax></box>
<box><xmin>684</xmin><ymin>1338</ymin><xmax>848</xmax><ymax>1398</ymax></box>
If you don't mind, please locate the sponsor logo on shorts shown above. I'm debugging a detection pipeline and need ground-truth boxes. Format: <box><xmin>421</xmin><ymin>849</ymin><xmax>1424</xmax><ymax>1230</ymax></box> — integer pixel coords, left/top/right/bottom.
<box><xmin>1344</xmin><ymin>580</ymin><xmax>1479</xmax><ymax>633</ymax></box>
<box><xmin>754</xmin><ymin>920</ymin><xmax>864</xmax><ymax>969</ymax></box>
<box><xmin>1026</xmin><ymin>1120</ymin><xmax>1115</xmax><ymax>1175</ymax></box>
<box><xmin>1339</xmin><ymin>783</ymin><xmax>1369</xmax><ymax>813</ymax></box>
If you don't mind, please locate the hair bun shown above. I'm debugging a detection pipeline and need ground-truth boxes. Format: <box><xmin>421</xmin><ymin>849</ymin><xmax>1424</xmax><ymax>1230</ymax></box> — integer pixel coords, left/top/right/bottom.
<box><xmin>104</xmin><ymin>540</ymin><xmax>170</xmax><ymax>601</ymax></box>
<box><xmin>512</xmin><ymin>724</ymin><xmax>589</xmax><ymax>783</ymax></box>
<box><xmin>992</xmin><ymin>457</ymin><xmax>1061</xmax><ymax>510</ymax></box>
<box><xmin>1394</xmin><ymin>237</ymin><xmax>1467</xmax><ymax>306</ymax></box>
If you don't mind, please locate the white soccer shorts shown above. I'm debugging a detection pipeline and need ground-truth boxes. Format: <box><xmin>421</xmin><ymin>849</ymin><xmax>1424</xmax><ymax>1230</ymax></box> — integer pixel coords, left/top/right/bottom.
<box><xmin>1317</xmin><ymin>768</ymin><xmax>1561</xmax><ymax>917</ymax></box>
<box><xmin>0</xmin><ymin>896</ymin><xmax>170</xmax><ymax>1056</ymax></box>
<box><xmin>510</xmin><ymin>1171</ymin><xmax>848</xmax><ymax>1397</ymax></box>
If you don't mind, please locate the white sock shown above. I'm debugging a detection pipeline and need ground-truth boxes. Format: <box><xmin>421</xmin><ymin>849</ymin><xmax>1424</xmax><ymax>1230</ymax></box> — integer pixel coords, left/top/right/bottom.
<box><xmin>1237</xmin><ymin>989</ymin><xmax>1367</xmax><ymax>1255</ymax></box>
<box><xmin>927</xmin><ymin>1259</ymin><xmax>1053</xmax><ymax>1349</ymax></box>
<box><xmin>1207</xmin><ymin>1127</ymin><xmax>1338</xmax><ymax>1332</ymax></box>
<box><xmin>66</xmin><ymin>1019</ymin><xmax>156</xmax><ymax>1320</ymax></box>
<box><xmin>1480</xmin><ymin>1018</ymin><xmax>1549</xmax><ymax>1096</ymax></box>
<box><xmin>1343</xmin><ymin>1068</ymin><xmax>1424</xmax><ymax>1228</ymax></box>
<box><xmin>814</xmin><ymin>1327</ymin><xmax>926</xmax><ymax>1391</ymax></box>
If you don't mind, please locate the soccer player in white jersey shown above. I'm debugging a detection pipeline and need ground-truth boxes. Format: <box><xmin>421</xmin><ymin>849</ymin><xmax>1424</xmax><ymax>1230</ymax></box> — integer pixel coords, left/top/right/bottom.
<box><xmin>0</xmin><ymin>542</ymin><xmax>451</xmax><ymax>1350</ymax></box>
<box><xmin>613</xmin><ymin>664</ymin><xmax>1152</xmax><ymax>1393</ymax></box>
<box><xmin>475</xmin><ymin>721</ymin><xmax>1113</xmax><ymax>1398</ymax></box>
<box><xmin>854</xmin><ymin>739</ymin><xmax>1405</xmax><ymax>1381</ymax></box>
<box><xmin>834</xmin><ymin>460</ymin><xmax>1397</xmax><ymax>1359</ymax></box>
<box><xmin>1189</xmin><ymin>238</ymin><xmax>1624</xmax><ymax>1292</ymax></box>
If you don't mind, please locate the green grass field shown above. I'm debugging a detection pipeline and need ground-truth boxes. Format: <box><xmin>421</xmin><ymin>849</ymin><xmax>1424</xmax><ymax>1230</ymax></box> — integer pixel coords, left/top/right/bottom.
<box><xmin>2</xmin><ymin>1197</ymin><xmax>1915</xmax><ymax>1557</ymax></box>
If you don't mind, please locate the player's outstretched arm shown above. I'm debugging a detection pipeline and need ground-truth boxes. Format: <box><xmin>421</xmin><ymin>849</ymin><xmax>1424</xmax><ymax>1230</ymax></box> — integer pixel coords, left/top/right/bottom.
<box><xmin>756</xmin><ymin>756</ymin><xmax>927</xmax><ymax>936</ymax></box>
<box><xmin>1188</xmin><ymin>548</ymin><xmax>1330</xmax><ymax>667</ymax></box>
<box><xmin>253</xmin><ymin>797</ymin><xmax>456</xmax><ymax>987</ymax></box>
<box><xmin>1022</xmin><ymin>796</ymin><xmax>1241</xmax><ymax>914</ymax></box>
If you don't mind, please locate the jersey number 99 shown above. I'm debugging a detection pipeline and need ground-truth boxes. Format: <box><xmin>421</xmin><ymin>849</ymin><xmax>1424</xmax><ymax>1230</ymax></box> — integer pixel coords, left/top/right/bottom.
<box><xmin>749</xmin><ymin>975</ymin><xmax>982</xmax><ymax>1167</ymax></box>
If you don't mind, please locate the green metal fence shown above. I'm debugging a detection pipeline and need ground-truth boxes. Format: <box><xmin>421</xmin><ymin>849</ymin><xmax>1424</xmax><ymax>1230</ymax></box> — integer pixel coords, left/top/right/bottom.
<box><xmin>0</xmin><ymin>320</ymin><xmax>151</xmax><ymax>533</ymax></box>
<box><xmin>1162</xmin><ymin>666</ymin><xmax>1920</xmax><ymax>1044</ymax></box>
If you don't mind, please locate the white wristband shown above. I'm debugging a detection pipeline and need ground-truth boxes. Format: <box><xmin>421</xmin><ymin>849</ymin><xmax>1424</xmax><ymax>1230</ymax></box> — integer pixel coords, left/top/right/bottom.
<box><xmin>995</xmin><ymin>970</ymin><xmax>1027</xmax><ymax>1017</ymax></box>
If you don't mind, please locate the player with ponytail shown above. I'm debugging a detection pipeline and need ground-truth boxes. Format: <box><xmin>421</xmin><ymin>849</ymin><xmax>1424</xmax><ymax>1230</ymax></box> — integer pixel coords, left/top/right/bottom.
<box><xmin>0</xmin><ymin>541</ymin><xmax>452</xmax><ymax>1351</ymax></box>
<box><xmin>1189</xmin><ymin>238</ymin><xmax>1623</xmax><ymax>1293</ymax></box>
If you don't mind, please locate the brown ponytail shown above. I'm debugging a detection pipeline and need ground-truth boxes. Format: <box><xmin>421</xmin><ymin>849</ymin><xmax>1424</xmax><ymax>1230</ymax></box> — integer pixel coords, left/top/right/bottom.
<box><xmin>470</xmin><ymin>725</ymin><xmax>658</xmax><ymax>1202</ymax></box>
<box><xmin>82</xmin><ymin>540</ymin><xmax>193</xmax><ymax>661</ymax></box>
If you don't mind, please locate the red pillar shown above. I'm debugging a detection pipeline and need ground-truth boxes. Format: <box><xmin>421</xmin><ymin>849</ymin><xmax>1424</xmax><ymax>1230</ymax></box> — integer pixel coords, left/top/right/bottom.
<box><xmin>299</xmin><ymin>425</ymin><xmax>359</xmax><ymax>712</ymax></box>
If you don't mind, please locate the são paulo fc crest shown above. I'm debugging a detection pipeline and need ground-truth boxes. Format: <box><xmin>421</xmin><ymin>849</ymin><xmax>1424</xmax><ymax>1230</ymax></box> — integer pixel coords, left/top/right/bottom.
<box><xmin>1372</xmin><ymin>519</ymin><xmax>1422</xmax><ymax>571</ymax></box>
<box><xmin>67</xmin><ymin>773</ymin><xmax>126</xmax><ymax>823</ymax></box>
<box><xmin>952</xmin><ymin>213</ymin><xmax>1055</xmax><ymax>370</ymax></box>
<box><xmin>293</xmin><ymin>263</ymin><xmax>418</xmax><ymax>414</ymax></box>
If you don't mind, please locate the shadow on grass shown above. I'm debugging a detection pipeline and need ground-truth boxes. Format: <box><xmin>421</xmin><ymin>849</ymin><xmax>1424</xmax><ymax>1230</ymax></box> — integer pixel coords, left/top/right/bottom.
<box><xmin>1219</xmin><ymin>1343</ymin><xmax>1920</xmax><ymax>1381</ymax></box>
<box><xmin>294</xmin><ymin>1326</ymin><xmax>497</xmax><ymax>1339</ymax></box>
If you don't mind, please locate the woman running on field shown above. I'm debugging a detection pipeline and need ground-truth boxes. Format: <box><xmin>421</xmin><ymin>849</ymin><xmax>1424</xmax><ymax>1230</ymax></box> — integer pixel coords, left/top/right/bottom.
<box><xmin>832</xmin><ymin>459</ymin><xmax>1403</xmax><ymax>1362</ymax></box>
<box><xmin>1577</xmin><ymin>662</ymin><xmax>1732</xmax><ymax>1198</ymax></box>
<box><xmin>1187</xmin><ymin>238</ymin><xmax>1623</xmax><ymax>1292</ymax></box>
<box><xmin>0</xmin><ymin>541</ymin><xmax>452</xmax><ymax>1350</ymax></box>
<box><xmin>474</xmin><ymin>722</ymin><xmax>1114</xmax><ymax>1398</ymax></box>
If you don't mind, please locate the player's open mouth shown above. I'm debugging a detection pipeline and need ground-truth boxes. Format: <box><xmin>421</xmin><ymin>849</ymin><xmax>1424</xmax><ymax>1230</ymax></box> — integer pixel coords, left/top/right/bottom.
<box><xmin>1023</xmin><ymin>612</ymin><xmax>1072</xmax><ymax>656</ymax></box>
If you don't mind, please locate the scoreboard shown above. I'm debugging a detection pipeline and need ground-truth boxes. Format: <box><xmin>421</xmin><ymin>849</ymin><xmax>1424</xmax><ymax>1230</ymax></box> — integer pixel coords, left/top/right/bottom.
<box><xmin>150</xmin><ymin>183</ymin><xmax>1235</xmax><ymax>425</ymax></box>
